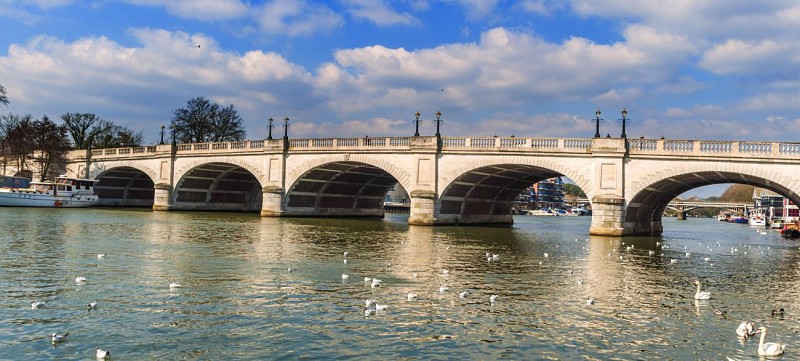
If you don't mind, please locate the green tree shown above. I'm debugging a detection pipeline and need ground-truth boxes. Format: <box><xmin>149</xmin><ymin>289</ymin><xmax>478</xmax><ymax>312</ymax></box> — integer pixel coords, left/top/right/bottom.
<box><xmin>31</xmin><ymin>115</ymin><xmax>71</xmax><ymax>180</ymax></box>
<box><xmin>562</xmin><ymin>183</ymin><xmax>586</xmax><ymax>197</ymax></box>
<box><xmin>0</xmin><ymin>84</ymin><xmax>8</xmax><ymax>106</ymax></box>
<box><xmin>171</xmin><ymin>97</ymin><xmax>246</xmax><ymax>143</ymax></box>
<box><xmin>720</xmin><ymin>184</ymin><xmax>755</xmax><ymax>202</ymax></box>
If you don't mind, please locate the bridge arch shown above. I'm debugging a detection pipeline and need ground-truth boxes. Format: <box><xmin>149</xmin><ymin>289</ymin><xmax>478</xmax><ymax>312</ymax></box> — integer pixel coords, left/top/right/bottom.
<box><xmin>625</xmin><ymin>165</ymin><xmax>800</xmax><ymax>235</ymax></box>
<box><xmin>286</xmin><ymin>154</ymin><xmax>413</xmax><ymax>193</ymax></box>
<box><xmin>437</xmin><ymin>157</ymin><xmax>592</xmax><ymax>225</ymax></box>
<box><xmin>284</xmin><ymin>156</ymin><xmax>409</xmax><ymax>217</ymax></box>
<box><xmin>170</xmin><ymin>161</ymin><xmax>263</xmax><ymax>211</ymax></box>
<box><xmin>91</xmin><ymin>162</ymin><xmax>158</xmax><ymax>207</ymax></box>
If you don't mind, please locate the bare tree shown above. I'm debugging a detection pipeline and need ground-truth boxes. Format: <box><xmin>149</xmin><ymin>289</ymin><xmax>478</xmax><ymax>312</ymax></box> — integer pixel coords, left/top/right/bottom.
<box><xmin>0</xmin><ymin>113</ymin><xmax>36</xmax><ymax>171</ymax></box>
<box><xmin>31</xmin><ymin>115</ymin><xmax>71</xmax><ymax>180</ymax></box>
<box><xmin>61</xmin><ymin>112</ymin><xmax>101</xmax><ymax>149</ymax></box>
<box><xmin>171</xmin><ymin>97</ymin><xmax>246</xmax><ymax>143</ymax></box>
<box><xmin>0</xmin><ymin>84</ymin><xmax>8</xmax><ymax>106</ymax></box>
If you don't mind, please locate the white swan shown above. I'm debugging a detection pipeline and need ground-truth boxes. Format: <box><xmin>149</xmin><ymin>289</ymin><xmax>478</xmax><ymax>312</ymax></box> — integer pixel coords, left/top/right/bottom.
<box><xmin>736</xmin><ymin>321</ymin><xmax>756</xmax><ymax>338</ymax></box>
<box><xmin>31</xmin><ymin>301</ymin><xmax>45</xmax><ymax>309</ymax></box>
<box><xmin>586</xmin><ymin>297</ymin><xmax>594</xmax><ymax>305</ymax></box>
<box><xmin>341</xmin><ymin>274</ymin><xmax>349</xmax><ymax>279</ymax></box>
<box><xmin>459</xmin><ymin>290</ymin><xmax>469</xmax><ymax>298</ymax></box>
<box><xmin>407</xmin><ymin>292</ymin><xmax>417</xmax><ymax>301</ymax></box>
<box><xmin>757</xmin><ymin>326</ymin><xmax>786</xmax><ymax>356</ymax></box>
<box><xmin>693</xmin><ymin>280</ymin><xmax>711</xmax><ymax>300</ymax></box>
<box><xmin>75</xmin><ymin>277</ymin><xmax>87</xmax><ymax>283</ymax></box>
<box><xmin>169</xmin><ymin>282</ymin><xmax>181</xmax><ymax>289</ymax></box>
<box><xmin>489</xmin><ymin>294</ymin><xmax>499</xmax><ymax>303</ymax></box>
<box><xmin>87</xmin><ymin>302</ymin><xmax>97</xmax><ymax>311</ymax></box>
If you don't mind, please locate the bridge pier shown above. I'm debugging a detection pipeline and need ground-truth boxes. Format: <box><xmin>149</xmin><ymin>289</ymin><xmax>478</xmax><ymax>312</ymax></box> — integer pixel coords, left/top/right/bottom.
<box><xmin>260</xmin><ymin>186</ymin><xmax>285</xmax><ymax>217</ymax></box>
<box><xmin>677</xmin><ymin>211</ymin><xmax>687</xmax><ymax>220</ymax></box>
<box><xmin>152</xmin><ymin>183</ymin><xmax>173</xmax><ymax>211</ymax></box>
<box><xmin>589</xmin><ymin>196</ymin><xmax>626</xmax><ymax>236</ymax></box>
<box><xmin>408</xmin><ymin>190</ymin><xmax>437</xmax><ymax>225</ymax></box>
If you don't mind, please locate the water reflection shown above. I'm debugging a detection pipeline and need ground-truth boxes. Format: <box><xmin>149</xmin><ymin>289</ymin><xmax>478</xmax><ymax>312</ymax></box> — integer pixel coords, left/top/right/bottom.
<box><xmin>3</xmin><ymin>211</ymin><xmax>800</xmax><ymax>359</ymax></box>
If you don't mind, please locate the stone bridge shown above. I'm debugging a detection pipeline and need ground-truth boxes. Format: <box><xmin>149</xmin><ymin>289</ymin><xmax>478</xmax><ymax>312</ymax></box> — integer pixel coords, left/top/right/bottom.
<box><xmin>64</xmin><ymin>136</ymin><xmax>800</xmax><ymax>236</ymax></box>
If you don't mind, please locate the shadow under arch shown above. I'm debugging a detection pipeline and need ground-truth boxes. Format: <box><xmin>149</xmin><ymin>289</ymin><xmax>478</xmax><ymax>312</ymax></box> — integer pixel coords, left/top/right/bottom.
<box><xmin>438</xmin><ymin>163</ymin><xmax>566</xmax><ymax>225</ymax></box>
<box><xmin>95</xmin><ymin>166</ymin><xmax>156</xmax><ymax>207</ymax></box>
<box><xmin>284</xmin><ymin>161</ymin><xmax>398</xmax><ymax>218</ymax></box>
<box><xmin>625</xmin><ymin>171</ymin><xmax>800</xmax><ymax>235</ymax></box>
<box><xmin>172</xmin><ymin>162</ymin><xmax>262</xmax><ymax>211</ymax></box>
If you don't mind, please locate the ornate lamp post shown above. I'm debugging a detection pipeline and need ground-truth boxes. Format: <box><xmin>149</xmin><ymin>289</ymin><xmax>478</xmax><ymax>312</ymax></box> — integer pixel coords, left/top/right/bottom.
<box><xmin>434</xmin><ymin>111</ymin><xmax>442</xmax><ymax>138</ymax></box>
<box><xmin>283</xmin><ymin>117</ymin><xmax>290</xmax><ymax>140</ymax></box>
<box><xmin>171</xmin><ymin>122</ymin><xmax>176</xmax><ymax>146</ymax></box>
<box><xmin>414</xmin><ymin>111</ymin><xmax>421</xmax><ymax>137</ymax></box>
<box><xmin>160</xmin><ymin>124</ymin><xmax>165</xmax><ymax>144</ymax></box>
<box><xmin>267</xmin><ymin>117</ymin><xmax>274</xmax><ymax>140</ymax></box>
<box><xmin>619</xmin><ymin>108</ymin><xmax>629</xmax><ymax>139</ymax></box>
<box><xmin>593</xmin><ymin>109</ymin><xmax>602</xmax><ymax>138</ymax></box>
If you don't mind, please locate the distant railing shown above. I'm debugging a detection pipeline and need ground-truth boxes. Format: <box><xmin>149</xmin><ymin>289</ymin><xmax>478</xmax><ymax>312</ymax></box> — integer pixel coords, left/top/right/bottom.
<box><xmin>72</xmin><ymin>136</ymin><xmax>800</xmax><ymax>160</ymax></box>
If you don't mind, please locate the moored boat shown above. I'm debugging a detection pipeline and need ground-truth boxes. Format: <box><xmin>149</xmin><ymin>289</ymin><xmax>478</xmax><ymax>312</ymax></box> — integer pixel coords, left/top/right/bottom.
<box><xmin>0</xmin><ymin>176</ymin><xmax>98</xmax><ymax>208</ymax></box>
<box><xmin>527</xmin><ymin>209</ymin><xmax>555</xmax><ymax>216</ymax></box>
<box><xmin>749</xmin><ymin>214</ymin><xmax>767</xmax><ymax>227</ymax></box>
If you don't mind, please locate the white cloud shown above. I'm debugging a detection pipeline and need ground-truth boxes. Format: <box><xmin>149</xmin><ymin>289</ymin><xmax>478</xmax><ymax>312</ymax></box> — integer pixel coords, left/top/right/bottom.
<box><xmin>256</xmin><ymin>0</ymin><xmax>344</xmax><ymax>37</ymax></box>
<box><xmin>343</xmin><ymin>0</ymin><xmax>419</xmax><ymax>26</ymax></box>
<box><xmin>316</xmin><ymin>26</ymin><xmax>695</xmax><ymax>119</ymax></box>
<box><xmin>125</xmin><ymin>0</ymin><xmax>248</xmax><ymax>21</ymax></box>
<box><xmin>699</xmin><ymin>39</ymin><xmax>800</xmax><ymax>77</ymax></box>
<box><xmin>737</xmin><ymin>93</ymin><xmax>800</xmax><ymax>112</ymax></box>
<box><xmin>0</xmin><ymin>28</ymin><xmax>316</xmax><ymax>140</ymax></box>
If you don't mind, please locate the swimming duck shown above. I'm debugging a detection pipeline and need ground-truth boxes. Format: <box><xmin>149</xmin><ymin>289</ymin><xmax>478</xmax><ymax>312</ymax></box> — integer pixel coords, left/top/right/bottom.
<box><xmin>51</xmin><ymin>332</ymin><xmax>69</xmax><ymax>343</ymax></box>
<box><xmin>96</xmin><ymin>348</ymin><xmax>111</xmax><ymax>359</ymax></box>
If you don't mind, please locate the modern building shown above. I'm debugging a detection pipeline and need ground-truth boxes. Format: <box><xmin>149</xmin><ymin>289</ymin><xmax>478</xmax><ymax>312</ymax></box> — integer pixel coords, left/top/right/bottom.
<box><xmin>513</xmin><ymin>177</ymin><xmax>565</xmax><ymax>212</ymax></box>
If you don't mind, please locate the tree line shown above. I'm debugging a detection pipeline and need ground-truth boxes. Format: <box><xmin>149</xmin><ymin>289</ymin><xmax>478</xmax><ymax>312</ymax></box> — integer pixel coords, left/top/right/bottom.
<box><xmin>0</xmin><ymin>83</ymin><xmax>245</xmax><ymax>180</ymax></box>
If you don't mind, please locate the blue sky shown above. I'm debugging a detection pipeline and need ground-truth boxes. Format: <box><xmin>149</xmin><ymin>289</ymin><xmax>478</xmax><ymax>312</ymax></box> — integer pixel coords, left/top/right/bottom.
<box><xmin>2</xmin><ymin>1</ymin><xmax>799</xmax><ymax>198</ymax></box>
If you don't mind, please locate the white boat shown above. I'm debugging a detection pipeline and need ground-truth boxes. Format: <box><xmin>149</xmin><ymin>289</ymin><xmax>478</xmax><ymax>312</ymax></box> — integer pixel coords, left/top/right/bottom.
<box><xmin>527</xmin><ymin>209</ymin><xmax>555</xmax><ymax>216</ymax></box>
<box><xmin>0</xmin><ymin>176</ymin><xmax>98</xmax><ymax>208</ymax></box>
<box><xmin>770</xmin><ymin>218</ymin><xmax>785</xmax><ymax>229</ymax></box>
<box><xmin>749</xmin><ymin>214</ymin><xmax>767</xmax><ymax>227</ymax></box>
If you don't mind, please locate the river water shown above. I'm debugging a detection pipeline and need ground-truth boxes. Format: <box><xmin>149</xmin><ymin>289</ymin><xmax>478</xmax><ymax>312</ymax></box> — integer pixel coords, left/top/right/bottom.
<box><xmin>1</xmin><ymin>209</ymin><xmax>798</xmax><ymax>360</ymax></box>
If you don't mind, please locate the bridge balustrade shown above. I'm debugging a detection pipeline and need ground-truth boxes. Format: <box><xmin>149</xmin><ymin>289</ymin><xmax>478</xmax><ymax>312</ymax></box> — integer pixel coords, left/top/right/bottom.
<box><xmin>739</xmin><ymin>142</ymin><xmax>771</xmax><ymax>153</ymax></box>
<box><xmin>663</xmin><ymin>140</ymin><xmax>694</xmax><ymax>152</ymax></box>
<box><xmin>699</xmin><ymin>141</ymin><xmax>733</xmax><ymax>153</ymax></box>
<box><xmin>564</xmin><ymin>139</ymin><xmax>592</xmax><ymax>149</ymax></box>
<box><xmin>629</xmin><ymin>139</ymin><xmax>658</xmax><ymax>151</ymax></box>
<box><xmin>72</xmin><ymin>137</ymin><xmax>800</xmax><ymax>161</ymax></box>
<box><xmin>780</xmin><ymin>143</ymin><xmax>800</xmax><ymax>155</ymax></box>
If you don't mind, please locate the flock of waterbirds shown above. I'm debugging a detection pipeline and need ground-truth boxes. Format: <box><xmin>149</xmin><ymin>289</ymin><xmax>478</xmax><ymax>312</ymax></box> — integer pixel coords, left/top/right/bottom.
<box><xmin>29</xmin><ymin>233</ymin><xmax>792</xmax><ymax>358</ymax></box>
<box><xmin>694</xmin><ymin>279</ymin><xmax>787</xmax><ymax>357</ymax></box>
<box><xmin>337</xmin><ymin>250</ymin><xmax>502</xmax><ymax>317</ymax></box>
<box><xmin>28</xmin><ymin>253</ymin><xmax>186</xmax><ymax>359</ymax></box>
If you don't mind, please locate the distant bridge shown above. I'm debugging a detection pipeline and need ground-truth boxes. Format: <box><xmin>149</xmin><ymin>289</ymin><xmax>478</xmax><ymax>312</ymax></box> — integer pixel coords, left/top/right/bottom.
<box><xmin>65</xmin><ymin>136</ymin><xmax>800</xmax><ymax>236</ymax></box>
<box><xmin>665</xmin><ymin>201</ymin><xmax>752</xmax><ymax>219</ymax></box>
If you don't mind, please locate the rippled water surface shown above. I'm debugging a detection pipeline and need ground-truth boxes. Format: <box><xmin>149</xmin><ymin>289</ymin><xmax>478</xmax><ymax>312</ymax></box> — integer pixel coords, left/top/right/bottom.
<box><xmin>1</xmin><ymin>209</ymin><xmax>799</xmax><ymax>360</ymax></box>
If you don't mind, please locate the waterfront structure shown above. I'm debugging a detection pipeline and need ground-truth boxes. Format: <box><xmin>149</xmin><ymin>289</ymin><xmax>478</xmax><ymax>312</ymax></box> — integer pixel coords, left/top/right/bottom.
<box><xmin>533</xmin><ymin>177</ymin><xmax>564</xmax><ymax>209</ymax></box>
<box><xmin>64</xmin><ymin>136</ymin><xmax>800</xmax><ymax>236</ymax></box>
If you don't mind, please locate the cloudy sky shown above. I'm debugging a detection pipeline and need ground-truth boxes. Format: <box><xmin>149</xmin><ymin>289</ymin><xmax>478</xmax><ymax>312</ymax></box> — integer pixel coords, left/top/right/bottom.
<box><xmin>2</xmin><ymin>0</ymin><xmax>799</xmax><ymax>148</ymax></box>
